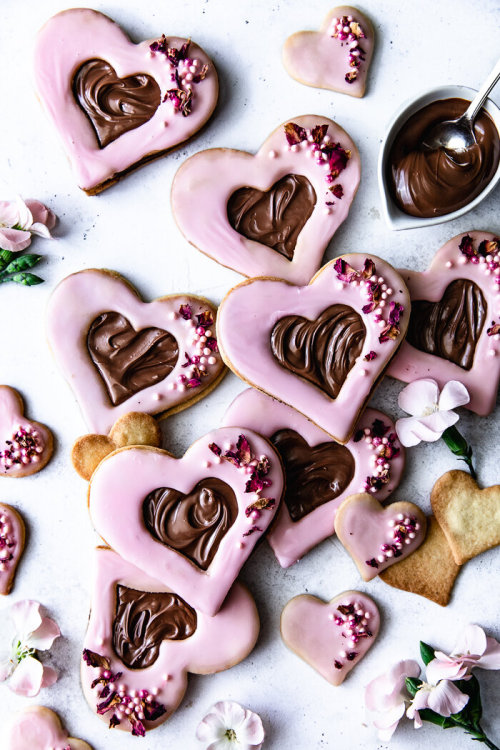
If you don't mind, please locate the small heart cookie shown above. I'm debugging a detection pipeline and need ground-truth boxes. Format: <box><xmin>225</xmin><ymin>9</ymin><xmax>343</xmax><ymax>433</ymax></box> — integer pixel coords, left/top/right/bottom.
<box><xmin>380</xmin><ymin>516</ymin><xmax>461</xmax><ymax>607</ymax></box>
<box><xmin>88</xmin><ymin>428</ymin><xmax>283</xmax><ymax>615</ymax></box>
<box><xmin>283</xmin><ymin>6</ymin><xmax>374</xmax><ymax>97</ymax></box>
<box><xmin>281</xmin><ymin>591</ymin><xmax>380</xmax><ymax>685</ymax></box>
<box><xmin>72</xmin><ymin>412</ymin><xmax>162</xmax><ymax>480</ymax></box>
<box><xmin>218</xmin><ymin>254</ymin><xmax>410</xmax><ymax>443</ymax></box>
<box><xmin>81</xmin><ymin>548</ymin><xmax>259</xmax><ymax>734</ymax></box>
<box><xmin>34</xmin><ymin>9</ymin><xmax>218</xmax><ymax>194</ymax></box>
<box><xmin>46</xmin><ymin>269</ymin><xmax>225</xmax><ymax>434</ymax></box>
<box><xmin>7</xmin><ymin>706</ymin><xmax>92</xmax><ymax>750</ymax></box>
<box><xmin>431</xmin><ymin>470</ymin><xmax>500</xmax><ymax>565</ymax></box>
<box><xmin>172</xmin><ymin>115</ymin><xmax>361</xmax><ymax>285</ymax></box>
<box><xmin>222</xmin><ymin>388</ymin><xmax>405</xmax><ymax>567</ymax></box>
<box><xmin>335</xmin><ymin>493</ymin><xmax>427</xmax><ymax>581</ymax></box>
<box><xmin>0</xmin><ymin>386</ymin><xmax>53</xmax><ymax>478</ymax></box>
<box><xmin>388</xmin><ymin>231</ymin><xmax>500</xmax><ymax>415</ymax></box>
<box><xmin>0</xmin><ymin>503</ymin><xmax>25</xmax><ymax>595</ymax></box>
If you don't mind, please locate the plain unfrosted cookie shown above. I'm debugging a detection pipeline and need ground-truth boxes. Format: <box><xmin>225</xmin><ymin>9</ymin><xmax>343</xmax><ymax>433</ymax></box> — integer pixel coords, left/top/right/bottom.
<box><xmin>431</xmin><ymin>470</ymin><xmax>500</xmax><ymax>565</ymax></box>
<box><xmin>0</xmin><ymin>386</ymin><xmax>53</xmax><ymax>478</ymax></box>
<box><xmin>6</xmin><ymin>706</ymin><xmax>92</xmax><ymax>750</ymax></box>
<box><xmin>0</xmin><ymin>503</ymin><xmax>25</xmax><ymax>595</ymax></box>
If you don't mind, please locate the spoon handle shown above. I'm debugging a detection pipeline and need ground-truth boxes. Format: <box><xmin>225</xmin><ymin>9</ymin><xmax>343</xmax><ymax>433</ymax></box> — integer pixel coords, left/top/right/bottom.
<box><xmin>464</xmin><ymin>57</ymin><xmax>500</xmax><ymax>124</ymax></box>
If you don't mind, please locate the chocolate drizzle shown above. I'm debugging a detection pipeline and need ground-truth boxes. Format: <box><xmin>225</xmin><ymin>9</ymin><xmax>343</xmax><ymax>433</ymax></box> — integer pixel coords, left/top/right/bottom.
<box><xmin>87</xmin><ymin>311</ymin><xmax>179</xmax><ymax>406</ymax></box>
<box><xmin>73</xmin><ymin>59</ymin><xmax>161</xmax><ymax>148</ymax></box>
<box><xmin>227</xmin><ymin>174</ymin><xmax>317</xmax><ymax>260</ymax></box>
<box><xmin>112</xmin><ymin>584</ymin><xmax>197</xmax><ymax>670</ymax></box>
<box><xmin>407</xmin><ymin>279</ymin><xmax>486</xmax><ymax>369</ymax></box>
<box><xmin>270</xmin><ymin>305</ymin><xmax>366</xmax><ymax>398</ymax></box>
<box><xmin>143</xmin><ymin>478</ymin><xmax>238</xmax><ymax>570</ymax></box>
<box><xmin>271</xmin><ymin>429</ymin><xmax>355</xmax><ymax>521</ymax></box>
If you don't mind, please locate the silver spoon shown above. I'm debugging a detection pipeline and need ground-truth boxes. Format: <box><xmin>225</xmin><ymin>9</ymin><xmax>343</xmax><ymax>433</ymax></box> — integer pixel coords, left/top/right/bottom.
<box><xmin>422</xmin><ymin>57</ymin><xmax>500</xmax><ymax>152</ymax></box>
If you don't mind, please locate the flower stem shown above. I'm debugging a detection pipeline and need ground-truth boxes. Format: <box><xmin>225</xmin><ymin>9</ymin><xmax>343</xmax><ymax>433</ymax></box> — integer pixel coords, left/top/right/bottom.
<box><xmin>466</xmin><ymin>725</ymin><xmax>500</xmax><ymax>750</ymax></box>
<box><xmin>441</xmin><ymin>425</ymin><xmax>477</xmax><ymax>480</ymax></box>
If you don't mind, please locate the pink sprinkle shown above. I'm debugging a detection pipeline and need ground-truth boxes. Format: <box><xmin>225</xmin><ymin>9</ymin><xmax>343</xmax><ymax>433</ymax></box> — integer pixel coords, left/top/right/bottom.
<box><xmin>268</xmin><ymin>149</ymin><xmax>277</xmax><ymax>158</ymax></box>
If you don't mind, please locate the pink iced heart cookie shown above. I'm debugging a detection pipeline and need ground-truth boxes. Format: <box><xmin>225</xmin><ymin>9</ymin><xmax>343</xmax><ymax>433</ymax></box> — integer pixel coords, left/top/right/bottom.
<box><xmin>7</xmin><ymin>706</ymin><xmax>92</xmax><ymax>750</ymax></box>
<box><xmin>388</xmin><ymin>231</ymin><xmax>500</xmax><ymax>415</ymax></box>
<box><xmin>81</xmin><ymin>548</ymin><xmax>259</xmax><ymax>735</ymax></box>
<box><xmin>46</xmin><ymin>269</ymin><xmax>225</xmax><ymax>434</ymax></box>
<box><xmin>335</xmin><ymin>493</ymin><xmax>427</xmax><ymax>581</ymax></box>
<box><xmin>171</xmin><ymin>115</ymin><xmax>361</xmax><ymax>285</ymax></box>
<box><xmin>222</xmin><ymin>389</ymin><xmax>405</xmax><ymax>567</ymax></box>
<box><xmin>0</xmin><ymin>503</ymin><xmax>25</xmax><ymax>595</ymax></box>
<box><xmin>88</xmin><ymin>428</ymin><xmax>283</xmax><ymax>615</ymax></box>
<box><xmin>283</xmin><ymin>6</ymin><xmax>374</xmax><ymax>97</ymax></box>
<box><xmin>218</xmin><ymin>254</ymin><xmax>410</xmax><ymax>443</ymax></box>
<box><xmin>281</xmin><ymin>591</ymin><xmax>380</xmax><ymax>685</ymax></box>
<box><xmin>0</xmin><ymin>386</ymin><xmax>53</xmax><ymax>478</ymax></box>
<box><xmin>34</xmin><ymin>9</ymin><xmax>218</xmax><ymax>194</ymax></box>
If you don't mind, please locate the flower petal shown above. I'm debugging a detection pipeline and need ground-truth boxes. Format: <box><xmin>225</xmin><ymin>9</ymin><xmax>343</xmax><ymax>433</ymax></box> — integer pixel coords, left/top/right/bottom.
<box><xmin>0</xmin><ymin>655</ymin><xmax>14</xmax><ymax>682</ymax></box>
<box><xmin>196</xmin><ymin>712</ymin><xmax>227</xmax><ymax>742</ymax></box>
<box><xmin>365</xmin><ymin>659</ymin><xmax>420</xmax><ymax>711</ymax></box>
<box><xmin>41</xmin><ymin>664</ymin><xmax>58</xmax><ymax>687</ymax></box>
<box><xmin>8</xmin><ymin>655</ymin><xmax>43</xmax><ymax>697</ymax></box>
<box><xmin>398</xmin><ymin>379</ymin><xmax>439</xmax><ymax>417</ymax></box>
<box><xmin>438</xmin><ymin>381</ymin><xmax>470</xmax><ymax>411</ymax></box>
<box><xmin>419</xmin><ymin>410</ymin><xmax>459</xmax><ymax>434</ymax></box>
<box><xmin>475</xmin><ymin>637</ymin><xmax>500</xmax><ymax>670</ymax></box>
<box><xmin>427</xmin><ymin>680</ymin><xmax>469</xmax><ymax>716</ymax></box>
<box><xmin>238</xmin><ymin>708</ymin><xmax>265</xmax><ymax>744</ymax></box>
<box><xmin>29</xmin><ymin>616</ymin><xmax>60</xmax><ymax>651</ymax></box>
<box><xmin>454</xmin><ymin>624</ymin><xmax>487</xmax><ymax>658</ymax></box>
<box><xmin>426</xmin><ymin>658</ymin><xmax>468</xmax><ymax>684</ymax></box>
<box><xmin>395</xmin><ymin>415</ymin><xmax>442</xmax><ymax>446</ymax></box>
<box><xmin>25</xmin><ymin>199</ymin><xmax>56</xmax><ymax>231</ymax></box>
<box><xmin>13</xmin><ymin>196</ymin><xmax>33</xmax><ymax>230</ymax></box>
<box><xmin>0</xmin><ymin>227</ymin><xmax>32</xmax><ymax>252</ymax></box>
<box><xmin>0</xmin><ymin>200</ymin><xmax>20</xmax><ymax>227</ymax></box>
<box><xmin>372</xmin><ymin>701</ymin><xmax>406</xmax><ymax>731</ymax></box>
<box><xmin>10</xmin><ymin>600</ymin><xmax>42</xmax><ymax>638</ymax></box>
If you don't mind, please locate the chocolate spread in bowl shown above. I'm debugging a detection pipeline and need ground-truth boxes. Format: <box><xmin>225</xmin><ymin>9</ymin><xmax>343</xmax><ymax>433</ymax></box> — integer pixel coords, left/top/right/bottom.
<box><xmin>388</xmin><ymin>97</ymin><xmax>500</xmax><ymax>218</ymax></box>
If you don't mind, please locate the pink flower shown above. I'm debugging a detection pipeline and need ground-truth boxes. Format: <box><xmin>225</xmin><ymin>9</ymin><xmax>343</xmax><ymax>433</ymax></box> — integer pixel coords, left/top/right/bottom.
<box><xmin>196</xmin><ymin>701</ymin><xmax>265</xmax><ymax>750</ymax></box>
<box><xmin>0</xmin><ymin>600</ymin><xmax>60</xmax><ymax>697</ymax></box>
<box><xmin>426</xmin><ymin>624</ymin><xmax>500</xmax><ymax>684</ymax></box>
<box><xmin>0</xmin><ymin>196</ymin><xmax>56</xmax><ymax>252</ymax></box>
<box><xmin>406</xmin><ymin>679</ymin><xmax>469</xmax><ymax>728</ymax></box>
<box><xmin>365</xmin><ymin>660</ymin><xmax>421</xmax><ymax>740</ymax></box>
<box><xmin>395</xmin><ymin>379</ymin><xmax>470</xmax><ymax>447</ymax></box>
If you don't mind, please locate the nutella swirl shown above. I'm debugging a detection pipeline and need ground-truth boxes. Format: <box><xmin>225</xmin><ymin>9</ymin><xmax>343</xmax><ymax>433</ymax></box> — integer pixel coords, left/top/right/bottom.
<box><xmin>87</xmin><ymin>311</ymin><xmax>179</xmax><ymax>406</ymax></box>
<box><xmin>407</xmin><ymin>279</ymin><xmax>486</xmax><ymax>370</ymax></box>
<box><xmin>388</xmin><ymin>98</ymin><xmax>500</xmax><ymax>218</ymax></box>
<box><xmin>271</xmin><ymin>304</ymin><xmax>366</xmax><ymax>398</ymax></box>
<box><xmin>227</xmin><ymin>174</ymin><xmax>317</xmax><ymax>260</ymax></box>
<box><xmin>73</xmin><ymin>59</ymin><xmax>161</xmax><ymax>148</ymax></box>
<box><xmin>271</xmin><ymin>429</ymin><xmax>355</xmax><ymax>521</ymax></box>
<box><xmin>112</xmin><ymin>584</ymin><xmax>197</xmax><ymax>670</ymax></box>
<box><xmin>143</xmin><ymin>478</ymin><xmax>238</xmax><ymax>570</ymax></box>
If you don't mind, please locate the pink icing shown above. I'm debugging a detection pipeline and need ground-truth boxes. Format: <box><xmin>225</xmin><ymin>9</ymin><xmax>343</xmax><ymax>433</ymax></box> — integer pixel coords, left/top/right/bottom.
<box><xmin>88</xmin><ymin>427</ymin><xmax>283</xmax><ymax>615</ymax></box>
<box><xmin>282</xmin><ymin>6</ymin><xmax>374</xmax><ymax>97</ymax></box>
<box><xmin>171</xmin><ymin>115</ymin><xmax>361</xmax><ymax>285</ymax></box>
<box><xmin>221</xmin><ymin>389</ymin><xmax>405</xmax><ymax>567</ymax></box>
<box><xmin>0</xmin><ymin>386</ymin><xmax>52</xmax><ymax>478</ymax></box>
<box><xmin>81</xmin><ymin>547</ymin><xmax>259</xmax><ymax>732</ymax></box>
<box><xmin>45</xmin><ymin>269</ymin><xmax>225</xmax><ymax>434</ymax></box>
<box><xmin>0</xmin><ymin>503</ymin><xmax>24</xmax><ymax>595</ymax></box>
<box><xmin>281</xmin><ymin>591</ymin><xmax>380</xmax><ymax>686</ymax></box>
<box><xmin>7</xmin><ymin>706</ymin><xmax>91</xmax><ymax>750</ymax></box>
<box><xmin>217</xmin><ymin>254</ymin><xmax>410</xmax><ymax>443</ymax></box>
<box><xmin>387</xmin><ymin>231</ymin><xmax>500</xmax><ymax>415</ymax></box>
<box><xmin>33</xmin><ymin>9</ymin><xmax>218</xmax><ymax>192</ymax></box>
<box><xmin>334</xmin><ymin>494</ymin><xmax>427</xmax><ymax>581</ymax></box>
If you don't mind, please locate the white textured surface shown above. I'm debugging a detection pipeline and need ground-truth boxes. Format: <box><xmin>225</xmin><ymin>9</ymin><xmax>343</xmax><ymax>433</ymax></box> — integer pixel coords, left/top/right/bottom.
<box><xmin>0</xmin><ymin>0</ymin><xmax>499</xmax><ymax>748</ymax></box>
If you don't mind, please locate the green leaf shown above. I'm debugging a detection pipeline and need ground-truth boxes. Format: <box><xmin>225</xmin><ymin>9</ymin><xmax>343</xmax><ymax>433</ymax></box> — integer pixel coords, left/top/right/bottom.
<box><xmin>420</xmin><ymin>641</ymin><xmax>436</xmax><ymax>666</ymax></box>
<box><xmin>442</xmin><ymin>425</ymin><xmax>469</xmax><ymax>455</ymax></box>
<box><xmin>451</xmin><ymin>675</ymin><xmax>482</xmax><ymax>726</ymax></box>
<box><xmin>2</xmin><ymin>253</ymin><xmax>42</xmax><ymax>275</ymax></box>
<box><xmin>0</xmin><ymin>249</ymin><xmax>14</xmax><ymax>272</ymax></box>
<box><xmin>405</xmin><ymin>676</ymin><xmax>422</xmax><ymax>697</ymax></box>
<box><xmin>11</xmin><ymin>272</ymin><xmax>44</xmax><ymax>286</ymax></box>
<box><xmin>419</xmin><ymin>708</ymin><xmax>456</xmax><ymax>729</ymax></box>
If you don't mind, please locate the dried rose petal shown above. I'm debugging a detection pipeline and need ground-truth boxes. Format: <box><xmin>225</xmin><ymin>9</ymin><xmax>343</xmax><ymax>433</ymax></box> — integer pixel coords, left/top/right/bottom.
<box><xmin>345</xmin><ymin>71</ymin><xmax>357</xmax><ymax>83</ymax></box>
<box><xmin>364</xmin><ymin>350</ymin><xmax>377</xmax><ymax>361</ymax></box>
<box><xmin>243</xmin><ymin>525</ymin><xmax>262</xmax><ymax>537</ymax></box>
<box><xmin>326</xmin><ymin>142</ymin><xmax>350</xmax><ymax>178</ymax></box>
<box><xmin>388</xmin><ymin>301</ymin><xmax>404</xmax><ymax>325</ymax></box>
<box><xmin>459</xmin><ymin>234</ymin><xmax>476</xmax><ymax>260</ymax></box>
<box><xmin>478</xmin><ymin>238</ymin><xmax>500</xmax><ymax>257</ymax></box>
<box><xmin>179</xmin><ymin>303</ymin><xmax>192</xmax><ymax>320</ymax></box>
<box><xmin>487</xmin><ymin>322</ymin><xmax>500</xmax><ymax>336</ymax></box>
<box><xmin>236</xmin><ymin>434</ymin><xmax>252</xmax><ymax>465</ymax></box>
<box><xmin>311</xmin><ymin>124</ymin><xmax>328</xmax><ymax>143</ymax></box>
<box><xmin>284</xmin><ymin>122</ymin><xmax>307</xmax><ymax>146</ymax></box>
<box><xmin>83</xmin><ymin>649</ymin><xmax>110</xmax><ymax>670</ymax></box>
<box><xmin>144</xmin><ymin>700</ymin><xmax>167</xmax><ymax>722</ymax></box>
<box><xmin>353</xmin><ymin>428</ymin><xmax>364</xmax><ymax>443</ymax></box>
<box><xmin>209</xmin><ymin>442</ymin><xmax>222</xmax><ymax>456</ymax></box>
<box><xmin>331</xmin><ymin>184</ymin><xmax>344</xmax><ymax>199</ymax></box>
<box><xmin>197</xmin><ymin>311</ymin><xmax>214</xmax><ymax>329</ymax></box>
<box><xmin>109</xmin><ymin>715</ymin><xmax>120</xmax><ymax>728</ymax></box>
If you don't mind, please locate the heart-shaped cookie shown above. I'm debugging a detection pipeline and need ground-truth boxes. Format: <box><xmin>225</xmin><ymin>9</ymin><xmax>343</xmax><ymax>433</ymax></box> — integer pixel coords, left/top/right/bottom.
<box><xmin>0</xmin><ymin>503</ymin><xmax>25</xmax><ymax>595</ymax></box>
<box><xmin>34</xmin><ymin>9</ymin><xmax>218</xmax><ymax>194</ymax></box>
<box><xmin>171</xmin><ymin>115</ymin><xmax>361</xmax><ymax>285</ymax></box>
<box><xmin>0</xmin><ymin>386</ymin><xmax>53</xmax><ymax>478</ymax></box>
<box><xmin>388</xmin><ymin>231</ymin><xmax>500</xmax><ymax>415</ymax></box>
<box><xmin>46</xmin><ymin>269</ymin><xmax>226</xmax><ymax>434</ymax></box>
<box><xmin>218</xmin><ymin>254</ymin><xmax>410</xmax><ymax>443</ymax></box>
<box><xmin>7</xmin><ymin>706</ymin><xmax>92</xmax><ymax>750</ymax></box>
<box><xmin>81</xmin><ymin>547</ymin><xmax>259</xmax><ymax>734</ymax></box>
<box><xmin>380</xmin><ymin>516</ymin><xmax>461</xmax><ymax>607</ymax></box>
<box><xmin>222</xmin><ymin>389</ymin><xmax>405</xmax><ymax>567</ymax></box>
<box><xmin>431</xmin><ymin>470</ymin><xmax>500</xmax><ymax>565</ymax></box>
<box><xmin>281</xmin><ymin>591</ymin><xmax>380</xmax><ymax>685</ymax></box>
<box><xmin>282</xmin><ymin>6</ymin><xmax>374</xmax><ymax>97</ymax></box>
<box><xmin>335</xmin><ymin>493</ymin><xmax>427</xmax><ymax>581</ymax></box>
<box><xmin>88</xmin><ymin>428</ymin><xmax>283</xmax><ymax>615</ymax></box>
<box><xmin>72</xmin><ymin>412</ymin><xmax>162</xmax><ymax>480</ymax></box>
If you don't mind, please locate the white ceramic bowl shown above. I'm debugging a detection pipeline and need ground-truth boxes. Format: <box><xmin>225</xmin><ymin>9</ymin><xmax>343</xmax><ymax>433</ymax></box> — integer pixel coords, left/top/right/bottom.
<box><xmin>378</xmin><ymin>85</ymin><xmax>500</xmax><ymax>231</ymax></box>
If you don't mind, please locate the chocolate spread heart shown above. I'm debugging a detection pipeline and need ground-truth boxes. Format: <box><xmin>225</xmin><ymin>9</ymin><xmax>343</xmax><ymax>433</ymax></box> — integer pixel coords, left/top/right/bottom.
<box><xmin>73</xmin><ymin>58</ymin><xmax>161</xmax><ymax>148</ymax></box>
<box><xmin>112</xmin><ymin>584</ymin><xmax>197</xmax><ymax>670</ymax></box>
<box><xmin>227</xmin><ymin>173</ymin><xmax>317</xmax><ymax>260</ymax></box>
<box><xmin>406</xmin><ymin>279</ymin><xmax>486</xmax><ymax>369</ymax></box>
<box><xmin>87</xmin><ymin>311</ymin><xmax>179</xmax><ymax>406</ymax></box>
<box><xmin>142</xmin><ymin>478</ymin><xmax>238</xmax><ymax>570</ymax></box>
<box><xmin>270</xmin><ymin>304</ymin><xmax>365</xmax><ymax>398</ymax></box>
<box><xmin>271</xmin><ymin>429</ymin><xmax>355</xmax><ymax>521</ymax></box>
